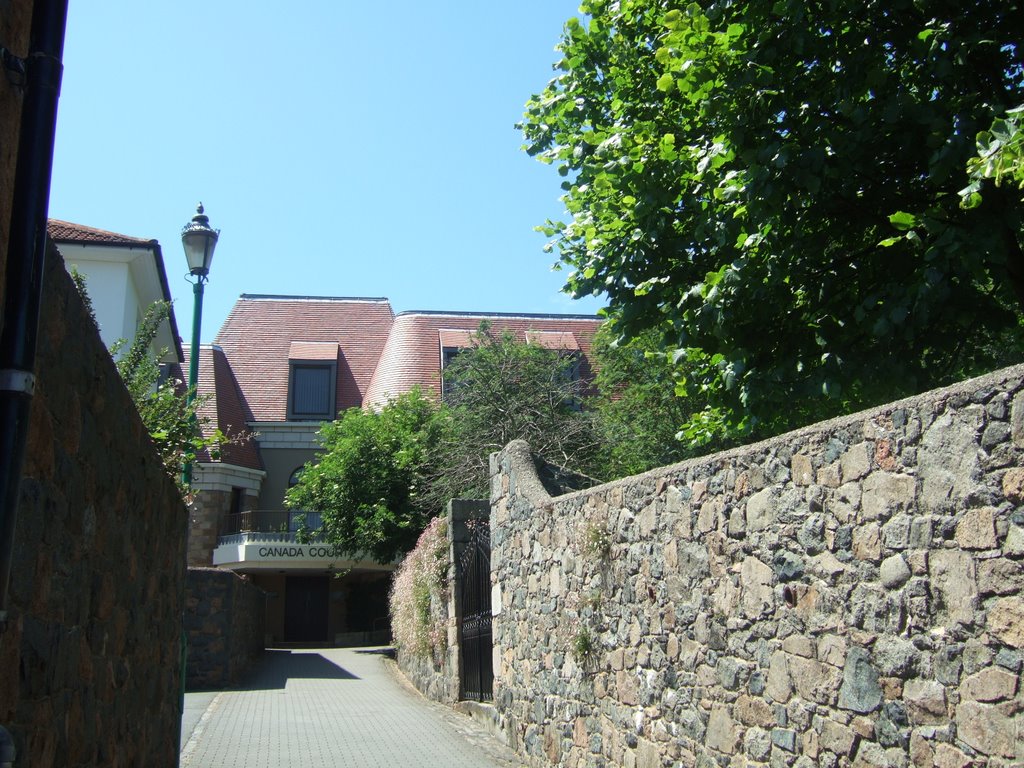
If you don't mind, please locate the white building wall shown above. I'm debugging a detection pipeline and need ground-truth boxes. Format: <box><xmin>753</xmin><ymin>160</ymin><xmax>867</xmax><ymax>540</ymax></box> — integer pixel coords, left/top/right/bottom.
<box><xmin>59</xmin><ymin>241</ymin><xmax>179</xmax><ymax>363</ymax></box>
<box><xmin>68</xmin><ymin>259</ymin><xmax>134</xmax><ymax>350</ymax></box>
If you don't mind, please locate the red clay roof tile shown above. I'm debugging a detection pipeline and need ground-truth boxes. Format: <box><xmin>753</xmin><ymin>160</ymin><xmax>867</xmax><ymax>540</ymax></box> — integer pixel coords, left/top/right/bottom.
<box><xmin>183</xmin><ymin>345</ymin><xmax>262</xmax><ymax>470</ymax></box>
<box><xmin>438</xmin><ymin>329</ymin><xmax>477</xmax><ymax>348</ymax></box>
<box><xmin>526</xmin><ymin>330</ymin><xmax>580</xmax><ymax>350</ymax></box>
<box><xmin>214</xmin><ymin>295</ymin><xmax>396</xmax><ymax>423</ymax></box>
<box><xmin>47</xmin><ymin>218</ymin><xmax>155</xmax><ymax>245</ymax></box>
<box><xmin>288</xmin><ymin>341</ymin><xmax>340</xmax><ymax>361</ymax></box>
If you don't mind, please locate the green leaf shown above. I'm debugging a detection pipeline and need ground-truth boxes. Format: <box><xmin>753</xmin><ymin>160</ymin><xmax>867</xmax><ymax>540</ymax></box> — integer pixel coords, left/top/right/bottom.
<box><xmin>658</xmin><ymin>133</ymin><xmax>677</xmax><ymax>161</ymax></box>
<box><xmin>656</xmin><ymin>73</ymin><xmax>675</xmax><ymax>92</ymax></box>
<box><xmin>888</xmin><ymin>211</ymin><xmax>919</xmax><ymax>231</ymax></box>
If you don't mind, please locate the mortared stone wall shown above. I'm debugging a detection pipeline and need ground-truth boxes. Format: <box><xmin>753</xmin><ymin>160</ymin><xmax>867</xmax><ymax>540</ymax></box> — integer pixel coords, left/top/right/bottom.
<box><xmin>0</xmin><ymin>244</ymin><xmax>189</xmax><ymax>767</ymax></box>
<box><xmin>490</xmin><ymin>365</ymin><xmax>1024</xmax><ymax>767</ymax></box>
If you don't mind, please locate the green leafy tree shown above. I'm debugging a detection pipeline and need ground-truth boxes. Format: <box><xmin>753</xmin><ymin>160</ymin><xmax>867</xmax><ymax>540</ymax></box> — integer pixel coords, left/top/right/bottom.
<box><xmin>71</xmin><ymin>269</ymin><xmax>223</xmax><ymax>495</ymax></box>
<box><xmin>962</xmin><ymin>105</ymin><xmax>1024</xmax><ymax>207</ymax></box>
<box><xmin>286</xmin><ymin>388</ymin><xmax>449</xmax><ymax>563</ymax></box>
<box><xmin>523</xmin><ymin>0</ymin><xmax>1024</xmax><ymax>442</ymax></box>
<box><xmin>592</xmin><ymin>323</ymin><xmax>715</xmax><ymax>477</ymax></box>
<box><xmin>109</xmin><ymin>301</ymin><xmax>225</xmax><ymax>494</ymax></box>
<box><xmin>431</xmin><ymin>322</ymin><xmax>600</xmax><ymax>504</ymax></box>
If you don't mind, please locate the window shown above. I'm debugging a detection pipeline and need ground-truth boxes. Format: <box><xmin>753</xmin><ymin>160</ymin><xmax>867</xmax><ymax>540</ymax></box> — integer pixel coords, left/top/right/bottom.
<box><xmin>559</xmin><ymin>351</ymin><xmax>585</xmax><ymax>410</ymax></box>
<box><xmin>439</xmin><ymin>329</ymin><xmax>476</xmax><ymax>401</ymax></box>
<box><xmin>560</xmin><ymin>350</ymin><xmax>583</xmax><ymax>384</ymax></box>
<box><xmin>526</xmin><ymin>330</ymin><xmax>584</xmax><ymax>408</ymax></box>
<box><xmin>525</xmin><ymin>332</ymin><xmax>582</xmax><ymax>378</ymax></box>
<box><xmin>290</xmin><ymin>364</ymin><xmax>334</xmax><ymax>418</ymax></box>
<box><xmin>441</xmin><ymin>346</ymin><xmax>462</xmax><ymax>369</ymax></box>
<box><xmin>286</xmin><ymin>342</ymin><xmax>338</xmax><ymax>421</ymax></box>
<box><xmin>440</xmin><ymin>347</ymin><xmax>465</xmax><ymax>400</ymax></box>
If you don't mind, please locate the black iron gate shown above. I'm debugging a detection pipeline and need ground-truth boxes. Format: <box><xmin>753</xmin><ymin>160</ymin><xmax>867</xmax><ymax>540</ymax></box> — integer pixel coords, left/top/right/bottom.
<box><xmin>458</xmin><ymin>524</ymin><xmax>493</xmax><ymax>701</ymax></box>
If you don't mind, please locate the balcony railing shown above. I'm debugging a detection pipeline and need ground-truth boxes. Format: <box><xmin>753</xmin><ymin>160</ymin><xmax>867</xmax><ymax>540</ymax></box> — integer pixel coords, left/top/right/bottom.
<box><xmin>221</xmin><ymin>510</ymin><xmax>325</xmax><ymax>544</ymax></box>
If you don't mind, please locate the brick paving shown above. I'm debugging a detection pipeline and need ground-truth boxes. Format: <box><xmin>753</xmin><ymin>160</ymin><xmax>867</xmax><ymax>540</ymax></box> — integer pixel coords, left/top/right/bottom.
<box><xmin>180</xmin><ymin>647</ymin><xmax>524</xmax><ymax>768</ymax></box>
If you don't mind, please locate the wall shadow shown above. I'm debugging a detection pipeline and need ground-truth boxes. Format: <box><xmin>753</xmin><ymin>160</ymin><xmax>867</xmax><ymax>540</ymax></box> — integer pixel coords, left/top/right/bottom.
<box><xmin>239</xmin><ymin>650</ymin><xmax>360</xmax><ymax>691</ymax></box>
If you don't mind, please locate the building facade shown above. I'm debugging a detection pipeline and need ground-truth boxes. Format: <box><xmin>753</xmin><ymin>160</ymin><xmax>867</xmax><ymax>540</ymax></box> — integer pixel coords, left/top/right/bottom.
<box><xmin>187</xmin><ymin>294</ymin><xmax>602</xmax><ymax>645</ymax></box>
<box><xmin>48</xmin><ymin>219</ymin><xmax>184</xmax><ymax>365</ymax></box>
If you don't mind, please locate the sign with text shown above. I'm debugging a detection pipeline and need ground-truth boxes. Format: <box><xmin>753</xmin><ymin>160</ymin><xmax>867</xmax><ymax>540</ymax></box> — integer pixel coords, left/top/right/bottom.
<box><xmin>212</xmin><ymin>541</ymin><xmax>352</xmax><ymax>567</ymax></box>
<box><xmin>254</xmin><ymin>543</ymin><xmax>346</xmax><ymax>559</ymax></box>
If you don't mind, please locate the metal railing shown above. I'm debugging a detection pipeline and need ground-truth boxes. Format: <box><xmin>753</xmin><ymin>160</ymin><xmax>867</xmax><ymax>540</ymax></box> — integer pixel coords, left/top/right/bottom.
<box><xmin>218</xmin><ymin>531</ymin><xmax>300</xmax><ymax>546</ymax></box>
<box><xmin>222</xmin><ymin>509</ymin><xmax>323</xmax><ymax>534</ymax></box>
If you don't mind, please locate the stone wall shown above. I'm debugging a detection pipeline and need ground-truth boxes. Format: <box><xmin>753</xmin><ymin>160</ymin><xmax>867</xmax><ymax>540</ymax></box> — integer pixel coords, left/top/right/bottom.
<box><xmin>490</xmin><ymin>365</ymin><xmax>1024</xmax><ymax>768</ymax></box>
<box><xmin>0</xmin><ymin>245</ymin><xmax>189</xmax><ymax>766</ymax></box>
<box><xmin>185</xmin><ymin>568</ymin><xmax>265</xmax><ymax>689</ymax></box>
<box><xmin>187</xmin><ymin>488</ymin><xmax>230</xmax><ymax>567</ymax></box>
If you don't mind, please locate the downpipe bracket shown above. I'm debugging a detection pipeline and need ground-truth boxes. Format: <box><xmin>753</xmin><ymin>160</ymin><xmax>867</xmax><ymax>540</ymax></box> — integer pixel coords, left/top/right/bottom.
<box><xmin>0</xmin><ymin>370</ymin><xmax>35</xmax><ymax>395</ymax></box>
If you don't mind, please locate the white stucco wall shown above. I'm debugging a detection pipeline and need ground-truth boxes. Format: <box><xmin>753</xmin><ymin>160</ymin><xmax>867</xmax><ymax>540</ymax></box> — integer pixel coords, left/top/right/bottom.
<box><xmin>59</xmin><ymin>241</ymin><xmax>179</xmax><ymax>363</ymax></box>
<box><xmin>68</xmin><ymin>258</ymin><xmax>136</xmax><ymax>350</ymax></box>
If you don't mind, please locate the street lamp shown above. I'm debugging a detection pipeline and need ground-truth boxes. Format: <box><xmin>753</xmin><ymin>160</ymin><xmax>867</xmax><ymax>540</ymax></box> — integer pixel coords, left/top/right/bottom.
<box><xmin>181</xmin><ymin>203</ymin><xmax>219</xmax><ymax>486</ymax></box>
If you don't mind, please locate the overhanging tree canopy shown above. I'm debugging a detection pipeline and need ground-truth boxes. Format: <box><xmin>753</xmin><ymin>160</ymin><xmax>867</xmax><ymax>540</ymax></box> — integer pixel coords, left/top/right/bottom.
<box><xmin>592</xmin><ymin>324</ymin><xmax>708</xmax><ymax>476</ymax></box>
<box><xmin>523</xmin><ymin>0</ymin><xmax>1024</xmax><ymax>439</ymax></box>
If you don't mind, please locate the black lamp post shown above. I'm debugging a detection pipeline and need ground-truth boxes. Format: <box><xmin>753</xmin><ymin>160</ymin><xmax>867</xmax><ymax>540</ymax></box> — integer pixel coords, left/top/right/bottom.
<box><xmin>181</xmin><ymin>203</ymin><xmax>218</xmax><ymax>486</ymax></box>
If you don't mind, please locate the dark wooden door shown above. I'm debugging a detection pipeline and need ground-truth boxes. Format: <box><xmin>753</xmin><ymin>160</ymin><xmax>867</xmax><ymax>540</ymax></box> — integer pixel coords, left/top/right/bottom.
<box><xmin>284</xmin><ymin>575</ymin><xmax>329</xmax><ymax>642</ymax></box>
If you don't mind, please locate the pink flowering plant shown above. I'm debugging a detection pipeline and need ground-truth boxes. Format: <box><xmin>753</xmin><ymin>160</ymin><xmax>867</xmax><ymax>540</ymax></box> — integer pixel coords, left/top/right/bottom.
<box><xmin>389</xmin><ymin>516</ymin><xmax>450</xmax><ymax>660</ymax></box>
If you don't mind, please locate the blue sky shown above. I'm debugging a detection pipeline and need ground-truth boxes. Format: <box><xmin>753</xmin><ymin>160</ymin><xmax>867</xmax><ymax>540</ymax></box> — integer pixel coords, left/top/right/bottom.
<box><xmin>49</xmin><ymin>2</ymin><xmax>602</xmax><ymax>343</ymax></box>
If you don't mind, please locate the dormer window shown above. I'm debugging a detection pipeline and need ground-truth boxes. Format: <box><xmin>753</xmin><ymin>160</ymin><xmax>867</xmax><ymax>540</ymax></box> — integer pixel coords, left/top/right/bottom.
<box><xmin>525</xmin><ymin>330</ymin><xmax>580</xmax><ymax>353</ymax></box>
<box><xmin>527</xmin><ymin>330</ymin><xmax>584</xmax><ymax>406</ymax></box>
<box><xmin>526</xmin><ymin>331</ymin><xmax>582</xmax><ymax>381</ymax></box>
<box><xmin>287</xmin><ymin>342</ymin><xmax>339</xmax><ymax>421</ymax></box>
<box><xmin>439</xmin><ymin>329</ymin><xmax>477</xmax><ymax>400</ymax></box>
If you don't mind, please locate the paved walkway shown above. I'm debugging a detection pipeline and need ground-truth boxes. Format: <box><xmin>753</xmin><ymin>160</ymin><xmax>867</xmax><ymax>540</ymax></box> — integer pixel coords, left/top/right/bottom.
<box><xmin>179</xmin><ymin>647</ymin><xmax>524</xmax><ymax>768</ymax></box>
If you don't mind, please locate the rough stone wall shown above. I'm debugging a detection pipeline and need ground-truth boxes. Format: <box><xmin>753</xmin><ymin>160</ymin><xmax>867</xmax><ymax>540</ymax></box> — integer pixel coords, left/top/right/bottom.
<box><xmin>399</xmin><ymin>646</ymin><xmax>456</xmax><ymax>704</ymax></box>
<box><xmin>184</xmin><ymin>567</ymin><xmax>265</xmax><ymax>689</ymax></box>
<box><xmin>0</xmin><ymin>246</ymin><xmax>188</xmax><ymax>766</ymax></box>
<box><xmin>187</xmin><ymin>488</ymin><xmax>230</xmax><ymax>566</ymax></box>
<box><xmin>490</xmin><ymin>365</ymin><xmax>1024</xmax><ymax>768</ymax></box>
<box><xmin>228</xmin><ymin>571</ymin><xmax>265</xmax><ymax>676</ymax></box>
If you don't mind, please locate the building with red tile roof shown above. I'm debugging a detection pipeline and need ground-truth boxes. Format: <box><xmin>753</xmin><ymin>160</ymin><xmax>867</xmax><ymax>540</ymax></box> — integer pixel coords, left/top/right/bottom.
<box><xmin>48</xmin><ymin>218</ymin><xmax>154</xmax><ymax>245</ymax></box>
<box><xmin>48</xmin><ymin>219</ymin><xmax>183</xmax><ymax>363</ymax></box>
<box><xmin>214</xmin><ymin>294</ymin><xmax>395</xmax><ymax>421</ymax></box>
<box><xmin>364</xmin><ymin>310</ymin><xmax>599</xmax><ymax>408</ymax></box>
<box><xmin>189</xmin><ymin>293</ymin><xmax>602</xmax><ymax>645</ymax></box>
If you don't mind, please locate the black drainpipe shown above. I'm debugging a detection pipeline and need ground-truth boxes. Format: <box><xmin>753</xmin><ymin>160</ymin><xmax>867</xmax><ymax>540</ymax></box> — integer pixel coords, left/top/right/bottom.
<box><xmin>0</xmin><ymin>0</ymin><xmax>69</xmax><ymax>643</ymax></box>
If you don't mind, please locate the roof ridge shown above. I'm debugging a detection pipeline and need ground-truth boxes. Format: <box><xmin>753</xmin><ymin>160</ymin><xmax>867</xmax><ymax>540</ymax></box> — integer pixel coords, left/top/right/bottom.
<box><xmin>47</xmin><ymin>218</ymin><xmax>155</xmax><ymax>245</ymax></box>
<box><xmin>396</xmin><ymin>309</ymin><xmax>603</xmax><ymax>321</ymax></box>
<box><xmin>240</xmin><ymin>293</ymin><xmax>392</xmax><ymax>303</ymax></box>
